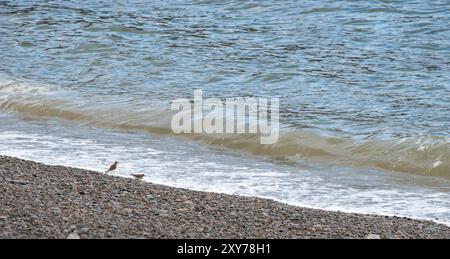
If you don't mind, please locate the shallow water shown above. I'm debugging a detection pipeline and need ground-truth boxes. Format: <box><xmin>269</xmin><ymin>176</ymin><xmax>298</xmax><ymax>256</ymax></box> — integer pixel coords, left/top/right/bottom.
<box><xmin>0</xmin><ymin>0</ymin><xmax>449</xmax><ymax>224</ymax></box>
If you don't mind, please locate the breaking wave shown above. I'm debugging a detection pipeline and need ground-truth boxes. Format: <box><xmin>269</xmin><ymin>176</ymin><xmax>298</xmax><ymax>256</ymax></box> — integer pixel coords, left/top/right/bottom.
<box><xmin>1</xmin><ymin>77</ymin><xmax>448</xmax><ymax>179</ymax></box>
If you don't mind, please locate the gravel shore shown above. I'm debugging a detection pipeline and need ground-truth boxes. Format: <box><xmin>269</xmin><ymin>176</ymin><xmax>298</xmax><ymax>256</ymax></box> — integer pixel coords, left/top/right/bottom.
<box><xmin>0</xmin><ymin>155</ymin><xmax>449</xmax><ymax>239</ymax></box>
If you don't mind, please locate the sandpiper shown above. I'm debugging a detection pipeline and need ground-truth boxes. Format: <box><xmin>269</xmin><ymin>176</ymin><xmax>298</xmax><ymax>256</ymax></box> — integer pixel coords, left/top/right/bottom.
<box><xmin>131</xmin><ymin>173</ymin><xmax>145</xmax><ymax>180</ymax></box>
<box><xmin>105</xmin><ymin>161</ymin><xmax>118</xmax><ymax>174</ymax></box>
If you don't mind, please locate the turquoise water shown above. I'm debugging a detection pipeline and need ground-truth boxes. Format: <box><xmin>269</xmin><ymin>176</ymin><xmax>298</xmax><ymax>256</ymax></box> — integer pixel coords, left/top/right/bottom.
<box><xmin>0</xmin><ymin>1</ymin><xmax>449</xmax><ymax>224</ymax></box>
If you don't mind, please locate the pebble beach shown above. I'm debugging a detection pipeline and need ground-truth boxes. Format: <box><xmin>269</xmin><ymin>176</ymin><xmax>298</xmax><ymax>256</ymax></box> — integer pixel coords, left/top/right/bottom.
<box><xmin>1</xmin><ymin>155</ymin><xmax>449</xmax><ymax>239</ymax></box>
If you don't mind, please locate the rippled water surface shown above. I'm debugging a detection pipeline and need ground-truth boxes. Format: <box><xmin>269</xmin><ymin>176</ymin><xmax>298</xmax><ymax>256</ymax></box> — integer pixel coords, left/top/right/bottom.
<box><xmin>0</xmin><ymin>0</ymin><xmax>449</xmax><ymax>223</ymax></box>
<box><xmin>1</xmin><ymin>0</ymin><xmax>449</xmax><ymax>137</ymax></box>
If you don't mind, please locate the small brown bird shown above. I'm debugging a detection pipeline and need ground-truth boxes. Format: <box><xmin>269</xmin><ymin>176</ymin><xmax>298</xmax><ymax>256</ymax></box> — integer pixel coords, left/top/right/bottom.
<box><xmin>131</xmin><ymin>174</ymin><xmax>145</xmax><ymax>180</ymax></box>
<box><xmin>105</xmin><ymin>161</ymin><xmax>118</xmax><ymax>174</ymax></box>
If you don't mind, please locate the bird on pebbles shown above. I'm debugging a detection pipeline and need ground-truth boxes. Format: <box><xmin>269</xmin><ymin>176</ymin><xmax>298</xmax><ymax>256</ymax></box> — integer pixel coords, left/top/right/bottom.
<box><xmin>104</xmin><ymin>161</ymin><xmax>144</xmax><ymax>181</ymax></box>
<box><xmin>105</xmin><ymin>161</ymin><xmax>118</xmax><ymax>174</ymax></box>
<box><xmin>131</xmin><ymin>174</ymin><xmax>145</xmax><ymax>180</ymax></box>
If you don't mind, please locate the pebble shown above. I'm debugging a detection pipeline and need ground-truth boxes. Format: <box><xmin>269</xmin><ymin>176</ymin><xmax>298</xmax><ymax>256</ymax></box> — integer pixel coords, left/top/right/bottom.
<box><xmin>365</xmin><ymin>234</ymin><xmax>381</xmax><ymax>239</ymax></box>
<box><xmin>66</xmin><ymin>231</ymin><xmax>81</xmax><ymax>240</ymax></box>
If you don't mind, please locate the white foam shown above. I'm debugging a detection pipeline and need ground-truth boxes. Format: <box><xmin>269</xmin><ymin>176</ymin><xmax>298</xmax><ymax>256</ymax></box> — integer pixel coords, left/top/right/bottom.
<box><xmin>433</xmin><ymin>161</ymin><xmax>443</xmax><ymax>168</ymax></box>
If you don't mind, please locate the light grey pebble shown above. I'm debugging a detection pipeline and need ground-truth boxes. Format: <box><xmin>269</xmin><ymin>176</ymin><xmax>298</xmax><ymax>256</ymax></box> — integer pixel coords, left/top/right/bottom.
<box><xmin>365</xmin><ymin>234</ymin><xmax>381</xmax><ymax>239</ymax></box>
<box><xmin>67</xmin><ymin>231</ymin><xmax>81</xmax><ymax>240</ymax></box>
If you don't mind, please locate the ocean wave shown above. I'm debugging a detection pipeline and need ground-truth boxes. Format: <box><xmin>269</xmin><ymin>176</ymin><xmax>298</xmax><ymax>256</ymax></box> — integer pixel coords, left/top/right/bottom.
<box><xmin>1</xmin><ymin>77</ymin><xmax>449</xmax><ymax>179</ymax></box>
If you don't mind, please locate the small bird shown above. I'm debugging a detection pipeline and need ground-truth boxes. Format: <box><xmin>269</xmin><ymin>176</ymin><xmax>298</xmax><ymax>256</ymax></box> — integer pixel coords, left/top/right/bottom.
<box><xmin>105</xmin><ymin>161</ymin><xmax>118</xmax><ymax>174</ymax></box>
<box><xmin>131</xmin><ymin>174</ymin><xmax>145</xmax><ymax>180</ymax></box>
